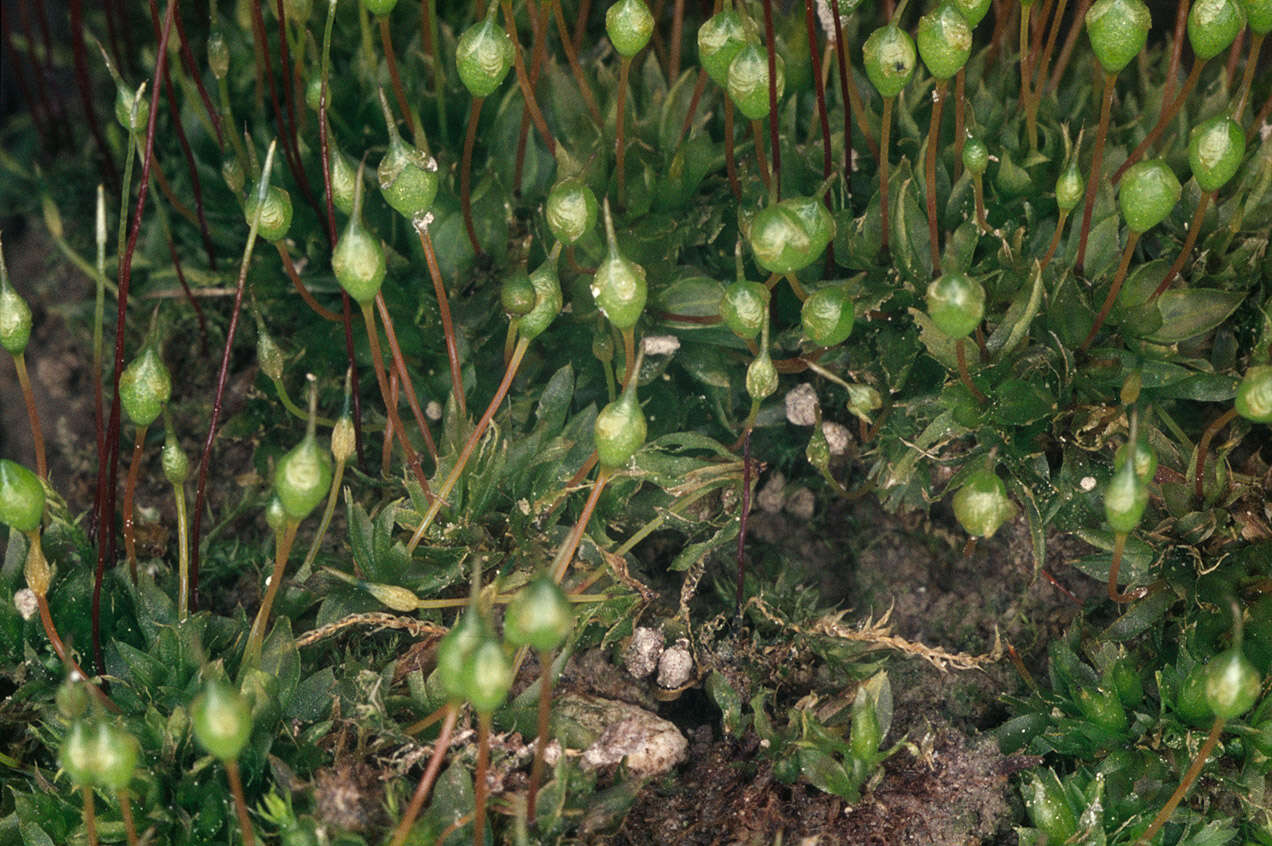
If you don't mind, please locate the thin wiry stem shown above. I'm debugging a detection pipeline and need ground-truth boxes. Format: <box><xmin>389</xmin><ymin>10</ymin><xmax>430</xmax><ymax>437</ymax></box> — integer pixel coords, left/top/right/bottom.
<box><xmin>389</xmin><ymin>704</ymin><xmax>458</xmax><ymax>846</ymax></box>
<box><xmin>1075</xmin><ymin>71</ymin><xmax>1116</xmax><ymax>273</ymax></box>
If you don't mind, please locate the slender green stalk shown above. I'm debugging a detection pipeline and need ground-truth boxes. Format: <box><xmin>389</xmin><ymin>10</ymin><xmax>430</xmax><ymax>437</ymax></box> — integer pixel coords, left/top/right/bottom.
<box><xmin>173</xmin><ymin>472</ymin><xmax>189</xmax><ymax>620</ymax></box>
<box><xmin>242</xmin><ymin>519</ymin><xmax>299</xmax><ymax>670</ymax></box>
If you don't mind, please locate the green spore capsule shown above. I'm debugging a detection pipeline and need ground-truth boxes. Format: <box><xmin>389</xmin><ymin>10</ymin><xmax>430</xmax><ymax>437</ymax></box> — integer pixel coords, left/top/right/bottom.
<box><xmin>1118</xmin><ymin>159</ymin><xmax>1181</xmax><ymax>233</ymax></box>
<box><xmin>1114</xmin><ymin>436</ymin><xmax>1157</xmax><ymax>483</ymax></box>
<box><xmin>962</xmin><ymin>137</ymin><xmax>989</xmax><ymax>177</ymax></box>
<box><xmin>333</xmin><ymin>165</ymin><xmax>387</xmax><ymax>306</ymax></box>
<box><xmin>114</xmin><ymin>84</ymin><xmax>150</xmax><ymax>134</ymax></box>
<box><xmin>90</xmin><ymin>722</ymin><xmax>140</xmax><ymax>791</ymax></box>
<box><xmin>545</xmin><ymin>177</ymin><xmax>599</xmax><ymax>245</ymax></box>
<box><xmin>749</xmin><ymin>196</ymin><xmax>835</xmax><ymax>274</ymax></box>
<box><xmin>462</xmin><ymin>635</ymin><xmax>514</xmax><ymax>712</ymax></box>
<box><xmin>954</xmin><ymin>0</ymin><xmax>993</xmax><ymax>27</ymax></box>
<box><xmin>207</xmin><ymin>29</ymin><xmax>230</xmax><ymax>80</ymax></box>
<box><xmin>0</xmin><ymin>277</ymin><xmax>32</xmax><ymax>356</ymax></box>
<box><xmin>1189</xmin><ymin>115</ymin><xmax>1246</xmax><ymax>192</ymax></box>
<box><xmin>1235</xmin><ymin>365</ymin><xmax>1272</xmax><ymax>423</ymax></box>
<box><xmin>1244</xmin><ymin>0</ymin><xmax>1272</xmax><ymax>33</ymax></box>
<box><xmin>1204</xmin><ymin>648</ymin><xmax>1261</xmax><ymax>719</ymax></box>
<box><xmin>595</xmin><ymin>375</ymin><xmax>647</xmax><ymax>469</ymax></box>
<box><xmin>520</xmin><ymin>254</ymin><xmax>564</xmax><ymax>341</ymax></box>
<box><xmin>119</xmin><ymin>345</ymin><xmax>172</xmax><ymax>428</ymax></box>
<box><xmin>1085</xmin><ymin>0</ymin><xmax>1152</xmax><ymax>74</ymax></box>
<box><xmin>698</xmin><ymin>9</ymin><xmax>754</xmax><ymax>86</ymax></box>
<box><xmin>505</xmin><ymin>576</ymin><xmax>574</xmax><ymax>652</ymax></box>
<box><xmin>60</xmin><ymin>721</ymin><xmax>98</xmax><ymax>786</ymax></box>
<box><xmin>925</xmin><ymin>272</ymin><xmax>985</xmax><ymax>338</ymax></box>
<box><xmin>1188</xmin><ymin>0</ymin><xmax>1246</xmax><ymax>59</ymax></box>
<box><xmin>746</xmin><ymin>349</ymin><xmax>779</xmax><ymax>400</ymax></box>
<box><xmin>1056</xmin><ymin>158</ymin><xmax>1085</xmax><ymax>211</ymax></box>
<box><xmin>162</xmin><ymin>430</ymin><xmax>190</xmax><ymax>485</ymax></box>
<box><xmin>274</xmin><ymin>422</ymin><xmax>333</xmax><ymax>522</ymax></box>
<box><xmin>727</xmin><ymin>43</ymin><xmax>786</xmax><ymax>120</ymax></box>
<box><xmin>192</xmin><ymin>681</ymin><xmax>253</xmax><ymax>762</ymax></box>
<box><xmin>436</xmin><ymin>612</ymin><xmax>488</xmax><ymax>702</ymax></box>
<box><xmin>1104</xmin><ymin>458</ymin><xmax>1149</xmax><ymax>533</ymax></box>
<box><xmin>606</xmin><ymin>0</ymin><xmax>655</xmax><ymax>57</ymax></box>
<box><xmin>376</xmin><ymin>92</ymin><xmax>439</xmax><ymax>223</ymax></box>
<box><xmin>501</xmin><ymin>272</ymin><xmax>537</xmax><ymax>317</ymax></box>
<box><xmin>362</xmin><ymin>0</ymin><xmax>397</xmax><ymax>16</ymax></box>
<box><xmin>863</xmin><ymin>24</ymin><xmax>917</xmax><ymax>98</ymax></box>
<box><xmin>330</xmin><ymin>145</ymin><xmax>359</xmax><ymax>217</ymax></box>
<box><xmin>591</xmin><ymin>201</ymin><xmax>647</xmax><ymax>330</ymax></box>
<box><xmin>457</xmin><ymin>10</ymin><xmax>515</xmax><ymax>98</ymax></box>
<box><xmin>952</xmin><ymin>469</ymin><xmax>1015</xmax><ymax>538</ymax></box>
<box><xmin>243</xmin><ymin>181</ymin><xmax>294</xmax><ymax>243</ymax></box>
<box><xmin>801</xmin><ymin>286</ymin><xmax>855</xmax><ymax>347</ymax></box>
<box><xmin>916</xmin><ymin>3</ymin><xmax>973</xmax><ymax>80</ymax></box>
<box><xmin>721</xmin><ymin>280</ymin><xmax>770</xmax><ymax>340</ymax></box>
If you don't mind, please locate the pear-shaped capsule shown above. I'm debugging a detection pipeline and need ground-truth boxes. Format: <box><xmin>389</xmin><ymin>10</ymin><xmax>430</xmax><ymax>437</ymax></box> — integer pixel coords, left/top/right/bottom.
<box><xmin>590</xmin><ymin>201</ymin><xmax>647</xmax><ymax>331</ymax></box>
<box><xmin>1188</xmin><ymin>115</ymin><xmax>1245</xmax><ymax>192</ymax></box>
<box><xmin>926</xmin><ymin>272</ymin><xmax>985</xmax><ymax>338</ymax></box>
<box><xmin>457</xmin><ymin>10</ymin><xmax>515</xmax><ymax>98</ymax></box>
<box><xmin>376</xmin><ymin>92</ymin><xmax>439</xmax><ymax>223</ymax></box>
<box><xmin>916</xmin><ymin>3</ymin><xmax>973</xmax><ymax>80</ymax></box>
<box><xmin>863</xmin><ymin>25</ymin><xmax>917</xmax><ymax>98</ymax></box>
<box><xmin>606</xmin><ymin>0</ymin><xmax>655</xmax><ymax>57</ymax></box>
<box><xmin>191</xmin><ymin>681</ymin><xmax>253</xmax><ymax>762</ymax></box>
<box><xmin>727</xmin><ymin>43</ymin><xmax>786</xmax><ymax>120</ymax></box>
<box><xmin>1085</xmin><ymin>0</ymin><xmax>1152</xmax><ymax>74</ymax></box>
<box><xmin>119</xmin><ymin>345</ymin><xmax>172</xmax><ymax>428</ymax></box>
<box><xmin>333</xmin><ymin>164</ymin><xmax>387</xmax><ymax>306</ymax></box>
<box><xmin>545</xmin><ymin>178</ymin><xmax>599</xmax><ymax>245</ymax></box>
<box><xmin>698</xmin><ymin>9</ymin><xmax>753</xmax><ymax>86</ymax></box>
<box><xmin>1118</xmin><ymin>159</ymin><xmax>1181</xmax><ymax>233</ymax></box>
<box><xmin>595</xmin><ymin>375</ymin><xmax>647</xmax><ymax>469</ymax></box>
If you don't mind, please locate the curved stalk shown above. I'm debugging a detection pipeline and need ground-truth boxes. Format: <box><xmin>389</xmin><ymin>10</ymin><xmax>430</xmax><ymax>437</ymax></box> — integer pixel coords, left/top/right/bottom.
<box><xmin>880</xmin><ymin>97</ymin><xmax>895</xmax><ymax>252</ymax></box>
<box><xmin>376</xmin><ymin>293</ymin><xmax>440</xmax><ymax>463</ymax></box>
<box><xmin>1107</xmin><ymin>532</ymin><xmax>1147</xmax><ymax>602</ymax></box>
<box><xmin>12</xmin><ymin>354</ymin><xmax>47</xmax><ymax>480</ymax></box>
<box><xmin>378</xmin><ymin>15</ymin><xmax>417</xmax><ymax>144</ymax></box>
<box><xmin>549</xmin><ymin>468</ymin><xmax>613</xmax><ymax>584</ymax></box>
<box><xmin>500</xmin><ymin>0</ymin><xmax>557</xmax><ymax>155</ymax></box>
<box><xmin>552</xmin><ymin>0</ymin><xmax>602</xmax><ymax>124</ymax></box>
<box><xmin>1194</xmin><ymin>406</ymin><xmax>1237</xmax><ymax>502</ymax></box>
<box><xmin>122</xmin><ymin>424</ymin><xmax>149</xmax><ymax>584</ymax></box>
<box><xmin>925</xmin><ymin>80</ymin><xmax>948</xmax><ymax>274</ymax></box>
<box><xmin>297</xmin><ymin>457</ymin><xmax>346</xmax><ymax>583</ymax></box>
<box><xmin>276</xmin><ymin>240</ymin><xmax>340</xmax><ymax>321</ymax></box>
<box><xmin>407</xmin><ymin>337</ymin><xmax>531</xmax><ymax>553</ymax></box>
<box><xmin>242</xmin><ymin>519</ymin><xmax>299</xmax><ymax>670</ymax></box>
<box><xmin>1149</xmin><ymin>191</ymin><xmax>1213</xmax><ymax>301</ymax></box>
<box><xmin>1039</xmin><ymin>209</ymin><xmax>1069</xmax><ymax>272</ymax></box>
<box><xmin>389</xmin><ymin>703</ymin><xmax>458</xmax><ymax>846</ymax></box>
<box><xmin>1076</xmin><ymin>70</ymin><xmax>1116</xmax><ymax>273</ymax></box>
<box><xmin>1134</xmin><ymin>717</ymin><xmax>1225</xmax><ymax>846</ymax></box>
<box><xmin>418</xmin><ymin>228</ymin><xmax>467</xmax><ymax>419</ymax></box>
<box><xmin>1081</xmin><ymin>230</ymin><xmax>1140</xmax><ymax>351</ymax></box>
<box><xmin>224</xmin><ymin>758</ymin><xmax>257</xmax><ymax>846</ymax></box>
<box><xmin>1234</xmin><ymin>32</ymin><xmax>1265</xmax><ymax>120</ymax></box>
<box><xmin>461</xmin><ymin>97</ymin><xmax>485</xmax><ymax>256</ymax></box>
<box><xmin>1112</xmin><ymin>59</ymin><xmax>1205</xmax><ymax>185</ymax></box>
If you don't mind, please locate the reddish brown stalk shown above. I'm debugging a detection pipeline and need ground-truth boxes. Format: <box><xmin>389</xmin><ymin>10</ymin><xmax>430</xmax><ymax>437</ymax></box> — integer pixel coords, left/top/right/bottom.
<box><xmin>37</xmin><ymin>593</ymin><xmax>119</xmax><ymax>713</ymax></box>
<box><xmin>617</xmin><ymin>57</ymin><xmax>634</xmax><ymax>206</ymax></box>
<box><xmin>379</xmin><ymin>16</ymin><xmax>417</xmax><ymax>143</ymax></box>
<box><xmin>1034</xmin><ymin>0</ymin><xmax>1070</xmax><ymax>90</ymax></box>
<box><xmin>225</xmin><ymin>759</ymin><xmax>258</xmax><ymax>846</ymax></box>
<box><xmin>677</xmin><ymin>69</ymin><xmax>709</xmax><ymax>145</ymax></box>
<box><xmin>973</xmin><ymin>174</ymin><xmax>991</xmax><ymax>233</ymax></box>
<box><xmin>419</xmin><ymin>0</ymin><xmax>435</xmax><ymax>57</ymax></box>
<box><xmin>1234</xmin><ymin>33</ymin><xmax>1266</xmax><ymax>121</ymax></box>
<box><xmin>670</xmin><ymin>0</ymin><xmax>686</xmax><ymax>79</ymax></box>
<box><xmin>1106</xmin><ymin>533</ymin><xmax>1147</xmax><ymax>602</ymax></box>
<box><xmin>550</xmin><ymin>469</ymin><xmax>612</xmax><ymax>584</ymax></box>
<box><xmin>147</xmin><ymin>0</ymin><xmax>217</xmax><ymax>269</ymax></box>
<box><xmin>1135</xmin><ymin>718</ymin><xmax>1226</xmax><ymax>846</ymax></box>
<box><xmin>501</xmin><ymin>0</ymin><xmax>558</xmax><ymax>156</ymax></box>
<box><xmin>1161</xmin><ymin>0</ymin><xmax>1190</xmax><ymax>108</ymax></box>
<box><xmin>462</xmin><ymin>97</ymin><xmax>486</xmax><ymax>256</ymax></box>
<box><xmin>1075</xmin><ymin>70</ymin><xmax>1116</xmax><ymax>273</ymax></box>
<box><xmin>751</xmin><ymin>119</ymin><xmax>773</xmax><ymax>191</ymax></box>
<box><xmin>880</xmin><ymin>97</ymin><xmax>894</xmax><ymax>253</ymax></box>
<box><xmin>276</xmin><ymin>241</ymin><xmax>342</xmax><ymax>322</ymax></box>
<box><xmin>925</xmin><ymin>81</ymin><xmax>948</xmax><ymax>274</ymax></box>
<box><xmin>163</xmin><ymin>226</ymin><xmax>212</xmax><ymax>353</ymax></box>
<box><xmin>829</xmin><ymin>0</ymin><xmax>855</xmax><ymax>183</ymax></box>
<box><xmin>82</xmin><ymin>785</ymin><xmax>99</xmax><ymax>846</ymax></box>
<box><xmin>567</xmin><ymin>451</ymin><xmax>600</xmax><ymax>488</ymax></box>
<box><xmin>573</xmin><ymin>0</ymin><xmax>592</xmax><ymax>52</ymax></box>
<box><xmin>527</xmin><ymin>647</ymin><xmax>556</xmax><ymax>824</ymax></box>
<box><xmin>1149</xmin><ymin>191</ymin><xmax>1213</xmax><ymax>301</ymax></box>
<box><xmin>474</xmin><ymin>711</ymin><xmax>492</xmax><ymax>846</ymax></box>
<box><xmin>988</xmin><ymin>0</ymin><xmax>1012</xmax><ymax>62</ymax></box>
<box><xmin>1194</xmin><ymin>407</ymin><xmax>1238</xmax><ymax>502</ymax></box>
<box><xmin>383</xmin><ymin>371</ymin><xmax>398</xmax><ymax>475</ymax></box>
<box><xmin>12</xmin><ymin>355</ymin><xmax>47</xmax><ymax>480</ymax></box>
<box><xmin>1081</xmin><ymin>230</ymin><xmax>1140</xmax><ymax>351</ymax></box>
<box><xmin>552</xmin><ymin>0</ymin><xmax>603</xmax><ymax>124</ymax></box>
<box><xmin>1047</xmin><ymin>0</ymin><xmax>1094</xmax><ymax>92</ymax></box>
<box><xmin>954</xmin><ymin>70</ymin><xmax>967</xmax><ymax>181</ymax></box>
<box><xmin>514</xmin><ymin>0</ymin><xmax>549</xmax><ymax>194</ymax></box>
<box><xmin>389</xmin><ymin>705</ymin><xmax>459</xmax><ymax>846</ymax></box>
<box><xmin>761</xmin><ymin>0</ymin><xmax>781</xmax><ymax>197</ymax></box>
<box><xmin>1224</xmin><ymin>30</ymin><xmax>1244</xmax><ymax>89</ymax></box>
<box><xmin>70</xmin><ymin>0</ymin><xmax>118</xmax><ymax>189</ymax></box>
<box><xmin>724</xmin><ymin>99</ymin><xmax>742</xmax><ymax>202</ymax></box>
<box><xmin>375</xmin><ymin>293</ymin><xmax>440</xmax><ymax>463</ymax></box>
<box><xmin>1113</xmin><ymin>60</ymin><xmax>1205</xmax><ymax>184</ymax></box>
<box><xmin>360</xmin><ymin>303</ymin><xmax>436</xmax><ymax>499</ymax></box>
<box><xmin>171</xmin><ymin>3</ymin><xmax>224</xmax><ymax>147</ymax></box>
<box><xmin>1255</xmin><ymin>90</ymin><xmax>1272</xmax><ymax>133</ymax></box>
<box><xmin>1039</xmin><ymin>209</ymin><xmax>1069</xmax><ymax>272</ymax></box>
<box><xmin>122</xmin><ymin>426</ymin><xmax>147</xmax><ymax>584</ymax></box>
<box><xmin>956</xmin><ymin>338</ymin><xmax>988</xmax><ymax>403</ymax></box>
<box><xmin>419</xmin><ymin>229</ymin><xmax>468</xmax><ymax>418</ymax></box>
<box><xmin>273</xmin><ymin>0</ymin><xmax>306</xmax><ymax>194</ymax></box>
<box><xmin>735</xmin><ymin>429</ymin><xmax>752</xmax><ymax>616</ymax></box>
<box><xmin>94</xmin><ymin>0</ymin><xmax>176</xmax><ymax>676</ymax></box>
<box><xmin>118</xmin><ymin>793</ymin><xmax>139</xmax><ymax>846</ymax></box>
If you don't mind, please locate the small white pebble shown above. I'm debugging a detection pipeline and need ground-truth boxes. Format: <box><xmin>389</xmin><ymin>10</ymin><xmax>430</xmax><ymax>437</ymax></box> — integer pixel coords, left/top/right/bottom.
<box><xmin>1080</xmin><ymin>475</ymin><xmax>1097</xmax><ymax>492</ymax></box>
<box><xmin>785</xmin><ymin>487</ymin><xmax>816</xmax><ymax>521</ymax></box>
<box><xmin>642</xmin><ymin>335</ymin><xmax>681</xmax><ymax>356</ymax></box>
<box><xmin>785</xmin><ymin>384</ymin><xmax>820</xmax><ymax>427</ymax></box>
<box><xmin>656</xmin><ymin>639</ymin><xmax>693</xmax><ymax>689</ymax></box>
<box><xmin>821</xmin><ymin>421</ymin><xmax>851</xmax><ymax>456</ymax></box>
<box><xmin>425</xmin><ymin>401</ymin><xmax>443</xmax><ymax>421</ymax></box>
<box><xmin>756</xmin><ymin>472</ymin><xmax>787</xmax><ymax>513</ymax></box>
<box><xmin>624</xmin><ymin>627</ymin><xmax>664</xmax><ymax>679</ymax></box>
<box><xmin>14</xmin><ymin>589</ymin><xmax>37</xmax><ymax>621</ymax></box>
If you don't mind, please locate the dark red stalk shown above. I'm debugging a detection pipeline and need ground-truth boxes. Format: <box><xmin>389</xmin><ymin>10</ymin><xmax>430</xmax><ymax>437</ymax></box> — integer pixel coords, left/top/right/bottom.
<box><xmin>272</xmin><ymin>0</ymin><xmax>314</xmax><ymax>213</ymax></box>
<box><xmin>93</xmin><ymin>0</ymin><xmax>177</xmax><ymax>676</ymax></box>
<box><xmin>165</xmin><ymin>236</ymin><xmax>210</xmax><ymax>357</ymax></box>
<box><xmin>71</xmin><ymin>0</ymin><xmax>117</xmax><ymax>188</ymax></box>
<box><xmin>514</xmin><ymin>0</ymin><xmax>549</xmax><ymax>194</ymax></box>
<box><xmin>1075</xmin><ymin>71</ymin><xmax>1116</xmax><ymax>274</ymax></box>
<box><xmin>1033</xmin><ymin>0</ymin><xmax>1069</xmax><ymax>89</ymax></box>
<box><xmin>734</xmin><ymin>429</ymin><xmax>752</xmax><ymax>617</ymax></box>
<box><xmin>172</xmin><ymin>5</ymin><xmax>224</xmax><ymax>148</ymax></box>
<box><xmin>2</xmin><ymin>13</ymin><xmax>50</xmax><ymax>145</ymax></box>
<box><xmin>501</xmin><ymin>0</ymin><xmax>558</xmax><ymax>156</ymax></box>
<box><xmin>379</xmin><ymin>16</ymin><xmax>416</xmax><ymax>142</ymax></box>
<box><xmin>462</xmin><ymin>98</ymin><xmax>486</xmax><ymax>256</ymax></box>
<box><xmin>375</xmin><ymin>294</ymin><xmax>441</xmax><ymax>463</ymax></box>
<box><xmin>148</xmin><ymin>0</ymin><xmax>218</xmax><ymax>271</ymax></box>
<box><xmin>1112</xmin><ymin>60</ymin><xmax>1204</xmax><ymax>184</ymax></box>
<box><xmin>677</xmin><ymin>68</ymin><xmax>709</xmax><ymax>145</ymax></box>
<box><xmin>573</xmin><ymin>0</ymin><xmax>592</xmax><ymax>52</ymax></box>
<box><xmin>762</xmin><ymin>0</ymin><xmax>780</xmax><ymax>197</ymax></box>
<box><xmin>553</xmin><ymin>0</ymin><xmax>603</xmax><ymax>125</ymax></box>
<box><xmin>1161</xmin><ymin>0</ymin><xmax>1189</xmax><ymax>109</ymax></box>
<box><xmin>829</xmin><ymin>0</ymin><xmax>852</xmax><ymax>188</ymax></box>
<box><xmin>1047</xmin><ymin>0</ymin><xmax>1094</xmax><ymax>92</ymax></box>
